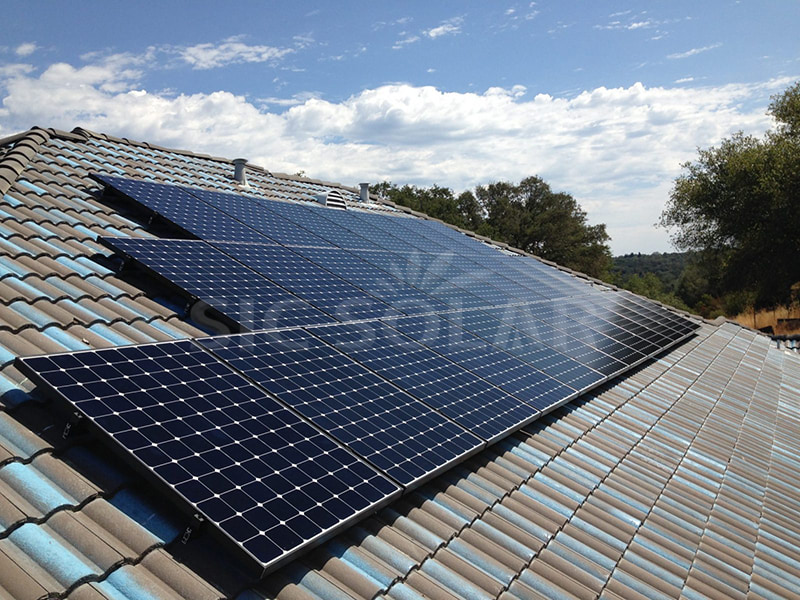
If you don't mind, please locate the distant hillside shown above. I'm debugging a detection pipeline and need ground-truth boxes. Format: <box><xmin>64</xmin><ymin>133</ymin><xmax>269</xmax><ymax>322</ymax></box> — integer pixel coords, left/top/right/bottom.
<box><xmin>612</xmin><ymin>252</ymin><xmax>690</xmax><ymax>289</ymax></box>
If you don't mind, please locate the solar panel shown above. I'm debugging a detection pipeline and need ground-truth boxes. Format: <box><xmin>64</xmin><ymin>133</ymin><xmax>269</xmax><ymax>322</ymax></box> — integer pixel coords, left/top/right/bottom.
<box><xmin>315</xmin><ymin>209</ymin><xmax>423</xmax><ymax>254</ymax></box>
<box><xmin>384</xmin><ymin>314</ymin><xmax>573</xmax><ymax>411</ymax></box>
<box><xmin>351</xmin><ymin>250</ymin><xmax>489</xmax><ymax>309</ymax></box>
<box><xmin>446</xmin><ymin>309</ymin><xmax>605</xmax><ymax>391</ymax></box>
<box><xmin>200</xmin><ymin>329</ymin><xmax>483</xmax><ymax>488</ymax></box>
<box><xmin>16</xmin><ymin>340</ymin><xmax>400</xmax><ymax>576</ymax></box>
<box><xmin>311</xmin><ymin>320</ymin><xmax>541</xmax><ymax>442</ymax></box>
<box><xmin>211</xmin><ymin>241</ymin><xmax>402</xmax><ymax>321</ymax></box>
<box><xmin>186</xmin><ymin>188</ymin><xmax>335</xmax><ymax>248</ymax></box>
<box><xmin>483</xmin><ymin>304</ymin><xmax>628</xmax><ymax>377</ymax></box>
<box><xmin>292</xmin><ymin>246</ymin><xmax>451</xmax><ymax>315</ymax></box>
<box><xmin>93</xmin><ymin>175</ymin><xmax>268</xmax><ymax>243</ymax></box>
<box><xmin>261</xmin><ymin>200</ymin><xmax>382</xmax><ymax>251</ymax></box>
<box><xmin>103</xmin><ymin>237</ymin><xmax>333</xmax><ymax>331</ymax></box>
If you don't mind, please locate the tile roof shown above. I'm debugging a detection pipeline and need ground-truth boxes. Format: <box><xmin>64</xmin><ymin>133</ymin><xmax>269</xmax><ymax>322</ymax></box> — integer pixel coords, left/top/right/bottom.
<box><xmin>0</xmin><ymin>126</ymin><xmax>797</xmax><ymax>599</ymax></box>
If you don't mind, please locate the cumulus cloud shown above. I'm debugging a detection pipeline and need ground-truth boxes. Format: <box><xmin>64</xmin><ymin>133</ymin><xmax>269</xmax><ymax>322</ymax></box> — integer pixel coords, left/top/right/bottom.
<box><xmin>178</xmin><ymin>36</ymin><xmax>293</xmax><ymax>69</ymax></box>
<box><xmin>667</xmin><ymin>43</ymin><xmax>722</xmax><ymax>59</ymax></box>
<box><xmin>0</xmin><ymin>55</ymin><xmax>791</xmax><ymax>253</ymax></box>
<box><xmin>15</xmin><ymin>43</ymin><xmax>38</xmax><ymax>57</ymax></box>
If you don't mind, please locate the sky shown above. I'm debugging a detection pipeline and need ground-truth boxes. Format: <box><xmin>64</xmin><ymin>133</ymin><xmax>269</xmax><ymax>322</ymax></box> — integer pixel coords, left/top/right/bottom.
<box><xmin>1</xmin><ymin>1</ymin><xmax>798</xmax><ymax>254</ymax></box>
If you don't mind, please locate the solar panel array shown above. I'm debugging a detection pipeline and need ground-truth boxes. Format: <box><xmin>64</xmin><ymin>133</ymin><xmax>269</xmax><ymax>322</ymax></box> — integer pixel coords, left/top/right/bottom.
<box><xmin>18</xmin><ymin>340</ymin><xmax>400</xmax><ymax>574</ymax></box>
<box><xmin>18</xmin><ymin>174</ymin><xmax>701</xmax><ymax>576</ymax></box>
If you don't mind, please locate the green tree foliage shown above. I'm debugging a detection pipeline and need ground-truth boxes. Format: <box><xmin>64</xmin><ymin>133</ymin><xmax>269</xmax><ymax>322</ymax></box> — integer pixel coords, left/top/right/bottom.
<box><xmin>376</xmin><ymin>176</ymin><xmax>612</xmax><ymax>279</ymax></box>
<box><xmin>660</xmin><ymin>81</ymin><xmax>800</xmax><ymax>309</ymax></box>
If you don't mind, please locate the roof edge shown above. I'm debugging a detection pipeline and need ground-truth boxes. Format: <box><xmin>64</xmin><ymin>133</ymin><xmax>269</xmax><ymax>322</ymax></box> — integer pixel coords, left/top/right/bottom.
<box><xmin>0</xmin><ymin>127</ymin><xmax>57</xmax><ymax>198</ymax></box>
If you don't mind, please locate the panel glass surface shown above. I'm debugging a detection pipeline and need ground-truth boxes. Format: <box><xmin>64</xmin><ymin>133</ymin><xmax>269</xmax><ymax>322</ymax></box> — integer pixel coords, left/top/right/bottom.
<box><xmin>212</xmin><ymin>241</ymin><xmax>401</xmax><ymax>321</ymax></box>
<box><xmin>95</xmin><ymin>175</ymin><xmax>268</xmax><ymax>243</ymax></box>
<box><xmin>104</xmin><ymin>237</ymin><xmax>333</xmax><ymax>330</ymax></box>
<box><xmin>311</xmin><ymin>320</ymin><xmax>540</xmax><ymax>442</ymax></box>
<box><xmin>384</xmin><ymin>314</ymin><xmax>573</xmax><ymax>411</ymax></box>
<box><xmin>292</xmin><ymin>246</ymin><xmax>450</xmax><ymax>315</ymax></box>
<box><xmin>200</xmin><ymin>330</ymin><xmax>483</xmax><ymax>488</ymax></box>
<box><xmin>186</xmin><ymin>188</ymin><xmax>335</xmax><ymax>248</ymax></box>
<box><xmin>447</xmin><ymin>309</ymin><xmax>605</xmax><ymax>391</ymax></box>
<box><xmin>260</xmin><ymin>200</ymin><xmax>382</xmax><ymax>251</ymax></box>
<box><xmin>483</xmin><ymin>304</ymin><xmax>628</xmax><ymax>377</ymax></box>
<box><xmin>17</xmin><ymin>340</ymin><xmax>399</xmax><ymax>574</ymax></box>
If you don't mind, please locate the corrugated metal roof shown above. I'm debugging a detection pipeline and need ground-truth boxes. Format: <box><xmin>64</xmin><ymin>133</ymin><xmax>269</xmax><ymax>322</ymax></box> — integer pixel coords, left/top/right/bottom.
<box><xmin>0</xmin><ymin>126</ymin><xmax>797</xmax><ymax>599</ymax></box>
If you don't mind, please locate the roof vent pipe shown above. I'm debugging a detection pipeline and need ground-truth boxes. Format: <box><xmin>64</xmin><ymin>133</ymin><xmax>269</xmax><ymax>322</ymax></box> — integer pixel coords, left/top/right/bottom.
<box><xmin>232</xmin><ymin>158</ymin><xmax>249</xmax><ymax>186</ymax></box>
<box><xmin>359</xmin><ymin>183</ymin><xmax>370</xmax><ymax>203</ymax></box>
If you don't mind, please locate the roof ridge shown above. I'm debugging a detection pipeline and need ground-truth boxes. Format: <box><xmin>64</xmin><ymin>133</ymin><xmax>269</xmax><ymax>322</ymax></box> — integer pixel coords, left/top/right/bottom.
<box><xmin>0</xmin><ymin>127</ymin><xmax>54</xmax><ymax>198</ymax></box>
<box><xmin>71</xmin><ymin>126</ymin><xmax>270</xmax><ymax>174</ymax></box>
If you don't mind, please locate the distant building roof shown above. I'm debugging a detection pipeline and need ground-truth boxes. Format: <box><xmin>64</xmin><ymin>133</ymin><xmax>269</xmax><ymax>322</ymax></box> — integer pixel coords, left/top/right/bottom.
<box><xmin>0</xmin><ymin>126</ymin><xmax>798</xmax><ymax>599</ymax></box>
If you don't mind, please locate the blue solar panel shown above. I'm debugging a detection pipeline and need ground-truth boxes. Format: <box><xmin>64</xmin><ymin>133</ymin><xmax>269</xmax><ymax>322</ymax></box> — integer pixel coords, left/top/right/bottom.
<box><xmin>311</xmin><ymin>320</ymin><xmax>541</xmax><ymax>442</ymax></box>
<box><xmin>260</xmin><ymin>200</ymin><xmax>382</xmax><ymax>251</ymax></box>
<box><xmin>186</xmin><ymin>188</ymin><xmax>335</xmax><ymax>248</ymax></box>
<box><xmin>482</xmin><ymin>305</ymin><xmax>628</xmax><ymax>377</ymax></box>
<box><xmin>16</xmin><ymin>340</ymin><xmax>399</xmax><ymax>575</ymax></box>
<box><xmin>291</xmin><ymin>246</ymin><xmax>451</xmax><ymax>315</ymax></box>
<box><xmin>351</xmin><ymin>250</ymin><xmax>488</xmax><ymax>309</ymax></box>
<box><xmin>103</xmin><ymin>237</ymin><xmax>333</xmax><ymax>331</ymax></box>
<box><xmin>212</xmin><ymin>241</ymin><xmax>402</xmax><ymax>321</ymax></box>
<box><xmin>384</xmin><ymin>314</ymin><xmax>573</xmax><ymax>411</ymax></box>
<box><xmin>199</xmin><ymin>329</ymin><xmax>484</xmax><ymax>488</ymax></box>
<box><xmin>94</xmin><ymin>175</ymin><xmax>268</xmax><ymax>243</ymax></box>
<box><xmin>446</xmin><ymin>309</ymin><xmax>605</xmax><ymax>391</ymax></box>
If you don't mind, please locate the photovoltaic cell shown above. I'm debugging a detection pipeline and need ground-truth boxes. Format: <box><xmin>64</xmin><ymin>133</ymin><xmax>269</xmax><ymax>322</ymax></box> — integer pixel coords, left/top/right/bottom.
<box><xmin>16</xmin><ymin>340</ymin><xmax>399</xmax><ymax>575</ymax></box>
<box><xmin>103</xmin><ymin>237</ymin><xmax>333</xmax><ymax>331</ymax></box>
<box><xmin>292</xmin><ymin>246</ymin><xmax>451</xmax><ymax>315</ymax></box>
<box><xmin>384</xmin><ymin>314</ymin><xmax>573</xmax><ymax>411</ymax></box>
<box><xmin>186</xmin><ymin>188</ymin><xmax>335</xmax><ymax>248</ymax></box>
<box><xmin>351</xmin><ymin>250</ymin><xmax>489</xmax><ymax>309</ymax></box>
<box><xmin>447</xmin><ymin>309</ymin><xmax>605</xmax><ymax>391</ymax></box>
<box><xmin>212</xmin><ymin>241</ymin><xmax>402</xmax><ymax>321</ymax></box>
<box><xmin>311</xmin><ymin>320</ymin><xmax>541</xmax><ymax>442</ymax></box>
<box><xmin>482</xmin><ymin>304</ymin><xmax>628</xmax><ymax>377</ymax></box>
<box><xmin>260</xmin><ymin>200</ymin><xmax>382</xmax><ymax>251</ymax></box>
<box><xmin>200</xmin><ymin>329</ymin><xmax>483</xmax><ymax>488</ymax></box>
<box><xmin>94</xmin><ymin>175</ymin><xmax>268</xmax><ymax>243</ymax></box>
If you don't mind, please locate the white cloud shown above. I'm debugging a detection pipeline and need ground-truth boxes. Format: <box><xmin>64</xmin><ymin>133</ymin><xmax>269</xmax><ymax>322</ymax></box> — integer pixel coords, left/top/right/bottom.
<box><xmin>0</xmin><ymin>55</ymin><xmax>792</xmax><ymax>254</ymax></box>
<box><xmin>667</xmin><ymin>43</ymin><xmax>722</xmax><ymax>60</ymax></box>
<box><xmin>392</xmin><ymin>35</ymin><xmax>420</xmax><ymax>50</ymax></box>
<box><xmin>178</xmin><ymin>36</ymin><xmax>293</xmax><ymax>69</ymax></box>
<box><xmin>425</xmin><ymin>17</ymin><xmax>464</xmax><ymax>39</ymax></box>
<box><xmin>15</xmin><ymin>43</ymin><xmax>38</xmax><ymax>57</ymax></box>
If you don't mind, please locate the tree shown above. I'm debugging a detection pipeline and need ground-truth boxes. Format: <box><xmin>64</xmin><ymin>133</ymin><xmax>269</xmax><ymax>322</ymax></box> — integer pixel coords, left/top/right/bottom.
<box><xmin>476</xmin><ymin>176</ymin><xmax>612</xmax><ymax>278</ymax></box>
<box><xmin>660</xmin><ymin>81</ymin><xmax>800</xmax><ymax>309</ymax></box>
<box><xmin>376</xmin><ymin>176</ymin><xmax>612</xmax><ymax>279</ymax></box>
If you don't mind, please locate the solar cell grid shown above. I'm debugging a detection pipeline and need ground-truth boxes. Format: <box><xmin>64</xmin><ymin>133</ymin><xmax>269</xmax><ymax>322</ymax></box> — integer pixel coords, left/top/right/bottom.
<box><xmin>95</xmin><ymin>175</ymin><xmax>268</xmax><ymax>243</ymax></box>
<box><xmin>187</xmin><ymin>188</ymin><xmax>334</xmax><ymax>248</ymax></box>
<box><xmin>584</xmin><ymin>295</ymin><xmax>679</xmax><ymax>346</ymax></box>
<box><xmin>263</xmin><ymin>200</ymin><xmax>382</xmax><ymax>251</ymax></box>
<box><xmin>212</xmin><ymin>241</ymin><xmax>401</xmax><ymax>321</ymax></box>
<box><xmin>447</xmin><ymin>309</ymin><xmax>603</xmax><ymax>391</ymax></box>
<box><xmin>355</xmin><ymin>212</ymin><xmax>451</xmax><ymax>255</ymax></box>
<box><xmin>319</xmin><ymin>210</ymin><xmax>416</xmax><ymax>253</ymax></box>
<box><xmin>352</xmin><ymin>250</ymin><xmax>488</xmax><ymax>309</ymax></box>
<box><xmin>17</xmin><ymin>340</ymin><xmax>399</xmax><ymax>574</ymax></box>
<box><xmin>519</xmin><ymin>300</ymin><xmax>645</xmax><ymax>366</ymax></box>
<box><xmin>484</xmin><ymin>305</ymin><xmax>627</xmax><ymax>377</ymax></box>
<box><xmin>200</xmin><ymin>330</ymin><xmax>483</xmax><ymax>488</ymax></box>
<box><xmin>311</xmin><ymin>320</ymin><xmax>541</xmax><ymax>442</ymax></box>
<box><xmin>292</xmin><ymin>246</ymin><xmax>450</xmax><ymax>315</ymax></box>
<box><xmin>383</xmin><ymin>314</ymin><xmax>572</xmax><ymax>411</ymax></box>
<box><xmin>103</xmin><ymin>237</ymin><xmax>333</xmax><ymax>331</ymax></box>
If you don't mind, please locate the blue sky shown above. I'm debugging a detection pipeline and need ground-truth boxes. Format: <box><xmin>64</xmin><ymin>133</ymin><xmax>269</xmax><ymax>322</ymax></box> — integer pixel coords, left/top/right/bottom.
<box><xmin>1</xmin><ymin>1</ymin><xmax>798</xmax><ymax>253</ymax></box>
